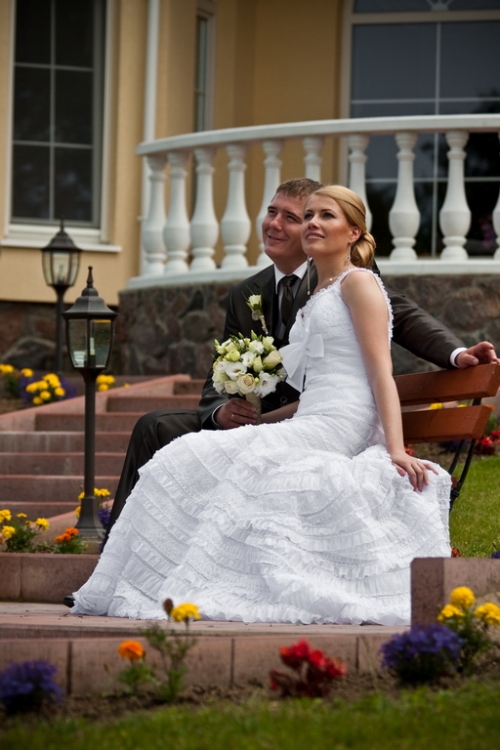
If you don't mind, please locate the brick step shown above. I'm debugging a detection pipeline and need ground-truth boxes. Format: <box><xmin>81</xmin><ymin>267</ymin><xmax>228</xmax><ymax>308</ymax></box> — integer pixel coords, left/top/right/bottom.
<box><xmin>173</xmin><ymin>379</ymin><xmax>204</xmax><ymax>395</ymax></box>
<box><xmin>106</xmin><ymin>395</ymin><xmax>200</xmax><ymax>412</ymax></box>
<box><xmin>36</xmin><ymin>413</ymin><xmax>142</xmax><ymax>432</ymax></box>
<box><xmin>0</xmin><ymin>431</ymin><xmax>131</xmax><ymax>453</ymax></box>
<box><xmin>0</xmin><ymin>475</ymin><xmax>119</xmax><ymax>506</ymax></box>
<box><xmin>0</xmin><ymin>453</ymin><xmax>124</xmax><ymax>476</ymax></box>
<box><xmin>1</xmin><ymin>502</ymin><xmax>77</xmax><ymax>519</ymax></box>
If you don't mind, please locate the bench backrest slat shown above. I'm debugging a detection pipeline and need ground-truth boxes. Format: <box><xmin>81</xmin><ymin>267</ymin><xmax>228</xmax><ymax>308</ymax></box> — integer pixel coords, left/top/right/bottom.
<box><xmin>395</xmin><ymin>363</ymin><xmax>500</xmax><ymax>407</ymax></box>
<box><xmin>402</xmin><ymin>404</ymin><xmax>492</xmax><ymax>443</ymax></box>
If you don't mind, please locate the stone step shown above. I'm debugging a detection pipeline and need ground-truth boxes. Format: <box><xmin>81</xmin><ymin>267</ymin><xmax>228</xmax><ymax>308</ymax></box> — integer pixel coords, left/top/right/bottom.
<box><xmin>0</xmin><ymin>431</ymin><xmax>131</xmax><ymax>453</ymax></box>
<box><xmin>3</xmin><ymin>501</ymin><xmax>78</xmax><ymax>518</ymax></box>
<box><xmin>36</xmin><ymin>413</ymin><xmax>141</xmax><ymax>432</ymax></box>
<box><xmin>173</xmin><ymin>379</ymin><xmax>204</xmax><ymax>395</ymax></box>
<box><xmin>0</xmin><ymin>475</ymin><xmax>119</xmax><ymax>507</ymax></box>
<box><xmin>0</xmin><ymin>453</ymin><xmax>124</xmax><ymax>476</ymax></box>
<box><xmin>106</xmin><ymin>395</ymin><xmax>200</xmax><ymax>412</ymax></box>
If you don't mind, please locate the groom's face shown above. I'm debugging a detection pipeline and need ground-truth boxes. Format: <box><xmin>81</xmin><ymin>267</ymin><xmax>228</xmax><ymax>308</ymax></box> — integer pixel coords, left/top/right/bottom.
<box><xmin>262</xmin><ymin>192</ymin><xmax>308</xmax><ymax>274</ymax></box>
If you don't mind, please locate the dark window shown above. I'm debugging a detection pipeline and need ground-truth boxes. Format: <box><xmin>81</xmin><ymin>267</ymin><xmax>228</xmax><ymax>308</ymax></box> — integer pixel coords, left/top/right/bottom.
<box><xmin>12</xmin><ymin>0</ymin><xmax>105</xmax><ymax>226</ymax></box>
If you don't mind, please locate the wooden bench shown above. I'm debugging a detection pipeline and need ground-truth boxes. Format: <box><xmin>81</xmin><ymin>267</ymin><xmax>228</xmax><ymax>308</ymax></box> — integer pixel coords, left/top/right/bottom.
<box><xmin>394</xmin><ymin>363</ymin><xmax>500</xmax><ymax>509</ymax></box>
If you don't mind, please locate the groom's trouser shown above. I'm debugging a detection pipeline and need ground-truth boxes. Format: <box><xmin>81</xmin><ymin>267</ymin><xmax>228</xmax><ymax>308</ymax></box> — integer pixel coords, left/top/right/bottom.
<box><xmin>104</xmin><ymin>409</ymin><xmax>201</xmax><ymax>544</ymax></box>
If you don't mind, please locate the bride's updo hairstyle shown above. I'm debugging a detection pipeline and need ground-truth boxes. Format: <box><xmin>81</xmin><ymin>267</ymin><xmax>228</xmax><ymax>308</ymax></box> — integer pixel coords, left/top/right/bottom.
<box><xmin>310</xmin><ymin>185</ymin><xmax>376</xmax><ymax>269</ymax></box>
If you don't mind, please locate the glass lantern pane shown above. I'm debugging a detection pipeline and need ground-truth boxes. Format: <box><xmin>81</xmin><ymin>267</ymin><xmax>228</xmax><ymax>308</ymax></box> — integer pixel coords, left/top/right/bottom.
<box><xmin>67</xmin><ymin>319</ymin><xmax>88</xmax><ymax>368</ymax></box>
<box><xmin>51</xmin><ymin>252</ymin><xmax>72</xmax><ymax>285</ymax></box>
<box><xmin>92</xmin><ymin>320</ymin><xmax>112</xmax><ymax>367</ymax></box>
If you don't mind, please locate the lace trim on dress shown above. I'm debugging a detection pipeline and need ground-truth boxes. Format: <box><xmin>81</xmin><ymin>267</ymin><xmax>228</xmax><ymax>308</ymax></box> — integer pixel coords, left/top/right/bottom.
<box><xmin>337</xmin><ymin>268</ymin><xmax>394</xmax><ymax>343</ymax></box>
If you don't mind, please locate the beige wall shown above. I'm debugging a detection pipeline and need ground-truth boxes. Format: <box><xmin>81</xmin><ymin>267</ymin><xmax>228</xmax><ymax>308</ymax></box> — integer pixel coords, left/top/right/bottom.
<box><xmin>0</xmin><ymin>0</ymin><xmax>347</xmax><ymax>303</ymax></box>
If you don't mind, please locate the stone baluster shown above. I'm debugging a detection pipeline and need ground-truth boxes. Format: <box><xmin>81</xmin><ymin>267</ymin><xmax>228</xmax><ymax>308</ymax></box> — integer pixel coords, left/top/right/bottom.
<box><xmin>493</xmin><ymin>136</ymin><xmax>500</xmax><ymax>259</ymax></box>
<box><xmin>439</xmin><ymin>130</ymin><xmax>471</xmax><ymax>261</ymax></box>
<box><xmin>256</xmin><ymin>140</ymin><xmax>283</xmax><ymax>267</ymax></box>
<box><xmin>347</xmin><ymin>134</ymin><xmax>372</xmax><ymax>232</ymax></box>
<box><xmin>163</xmin><ymin>151</ymin><xmax>190</xmax><ymax>275</ymax></box>
<box><xmin>302</xmin><ymin>137</ymin><xmax>323</xmax><ymax>182</ymax></box>
<box><xmin>221</xmin><ymin>144</ymin><xmax>251</xmax><ymax>269</ymax></box>
<box><xmin>190</xmin><ymin>147</ymin><xmax>218</xmax><ymax>272</ymax></box>
<box><xmin>141</xmin><ymin>155</ymin><xmax>167</xmax><ymax>275</ymax></box>
<box><xmin>389</xmin><ymin>132</ymin><xmax>420</xmax><ymax>260</ymax></box>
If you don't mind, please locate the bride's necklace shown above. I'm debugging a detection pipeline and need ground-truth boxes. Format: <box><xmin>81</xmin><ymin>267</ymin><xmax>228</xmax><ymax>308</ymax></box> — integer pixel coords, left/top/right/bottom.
<box><xmin>315</xmin><ymin>264</ymin><xmax>354</xmax><ymax>294</ymax></box>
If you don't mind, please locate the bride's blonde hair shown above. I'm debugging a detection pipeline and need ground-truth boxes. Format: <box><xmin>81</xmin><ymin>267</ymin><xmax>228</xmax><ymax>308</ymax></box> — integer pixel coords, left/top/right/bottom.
<box><xmin>310</xmin><ymin>185</ymin><xmax>376</xmax><ymax>268</ymax></box>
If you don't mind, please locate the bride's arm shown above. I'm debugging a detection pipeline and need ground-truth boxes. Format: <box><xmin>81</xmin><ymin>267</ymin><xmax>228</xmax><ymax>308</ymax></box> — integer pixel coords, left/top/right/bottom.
<box><xmin>342</xmin><ymin>272</ymin><xmax>437</xmax><ymax>492</ymax></box>
<box><xmin>261</xmin><ymin>402</ymin><xmax>298</xmax><ymax>424</ymax></box>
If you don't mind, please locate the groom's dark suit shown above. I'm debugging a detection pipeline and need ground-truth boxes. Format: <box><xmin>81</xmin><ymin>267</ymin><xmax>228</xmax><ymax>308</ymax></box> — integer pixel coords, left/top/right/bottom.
<box><xmin>105</xmin><ymin>261</ymin><xmax>464</xmax><ymax>536</ymax></box>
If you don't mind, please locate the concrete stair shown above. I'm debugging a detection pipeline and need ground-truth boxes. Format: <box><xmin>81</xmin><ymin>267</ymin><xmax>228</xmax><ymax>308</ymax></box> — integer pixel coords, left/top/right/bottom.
<box><xmin>0</xmin><ymin>375</ymin><xmax>204</xmax><ymax>519</ymax></box>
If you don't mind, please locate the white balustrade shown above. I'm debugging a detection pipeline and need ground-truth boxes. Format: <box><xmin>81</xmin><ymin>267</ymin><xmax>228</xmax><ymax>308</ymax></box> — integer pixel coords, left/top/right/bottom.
<box><xmin>141</xmin><ymin>155</ymin><xmax>167</xmax><ymax>275</ymax></box>
<box><xmin>389</xmin><ymin>132</ymin><xmax>420</xmax><ymax>260</ymax></box>
<box><xmin>302</xmin><ymin>137</ymin><xmax>323</xmax><ymax>182</ymax></box>
<box><xmin>256</xmin><ymin>139</ymin><xmax>283</xmax><ymax>267</ymax></box>
<box><xmin>439</xmin><ymin>130</ymin><xmax>471</xmax><ymax>261</ymax></box>
<box><xmin>190</xmin><ymin>147</ymin><xmax>218</xmax><ymax>272</ymax></box>
<box><xmin>163</xmin><ymin>151</ymin><xmax>190</xmax><ymax>275</ymax></box>
<box><xmin>347</xmin><ymin>134</ymin><xmax>372</xmax><ymax>232</ymax></box>
<box><xmin>220</xmin><ymin>144</ymin><xmax>251</xmax><ymax>270</ymax></box>
<box><xmin>131</xmin><ymin>114</ymin><xmax>500</xmax><ymax>288</ymax></box>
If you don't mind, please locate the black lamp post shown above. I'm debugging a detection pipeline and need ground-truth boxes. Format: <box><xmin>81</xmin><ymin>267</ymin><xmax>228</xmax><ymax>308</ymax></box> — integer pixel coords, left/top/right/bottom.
<box><xmin>63</xmin><ymin>267</ymin><xmax>117</xmax><ymax>539</ymax></box>
<box><xmin>41</xmin><ymin>220</ymin><xmax>82</xmax><ymax>372</ymax></box>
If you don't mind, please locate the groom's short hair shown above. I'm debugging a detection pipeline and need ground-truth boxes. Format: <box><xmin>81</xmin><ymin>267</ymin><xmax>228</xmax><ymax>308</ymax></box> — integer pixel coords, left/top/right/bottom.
<box><xmin>275</xmin><ymin>177</ymin><xmax>323</xmax><ymax>200</ymax></box>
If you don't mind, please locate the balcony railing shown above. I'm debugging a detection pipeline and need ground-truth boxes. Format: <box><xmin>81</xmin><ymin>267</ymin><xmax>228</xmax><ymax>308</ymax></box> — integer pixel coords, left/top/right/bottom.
<box><xmin>130</xmin><ymin>114</ymin><xmax>500</xmax><ymax>289</ymax></box>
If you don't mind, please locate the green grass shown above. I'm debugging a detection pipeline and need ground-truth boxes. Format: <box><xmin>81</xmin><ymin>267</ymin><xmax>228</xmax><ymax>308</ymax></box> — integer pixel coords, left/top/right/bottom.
<box><xmin>2</xmin><ymin>680</ymin><xmax>500</xmax><ymax>750</ymax></box>
<box><xmin>450</xmin><ymin>456</ymin><xmax>500</xmax><ymax>556</ymax></box>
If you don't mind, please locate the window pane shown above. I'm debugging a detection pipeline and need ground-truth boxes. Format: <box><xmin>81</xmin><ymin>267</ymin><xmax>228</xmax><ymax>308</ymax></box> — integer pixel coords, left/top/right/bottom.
<box><xmin>55</xmin><ymin>70</ymin><xmax>93</xmax><ymax>144</ymax></box>
<box><xmin>354</xmin><ymin>0</ymin><xmax>500</xmax><ymax>9</ymax></box>
<box><xmin>15</xmin><ymin>0</ymin><xmax>50</xmax><ymax>64</ymax></box>
<box><xmin>55</xmin><ymin>0</ymin><xmax>94</xmax><ymax>67</ymax></box>
<box><xmin>14</xmin><ymin>67</ymin><xmax>51</xmax><ymax>142</ymax></box>
<box><xmin>54</xmin><ymin>148</ymin><xmax>92</xmax><ymax>222</ymax></box>
<box><xmin>12</xmin><ymin>145</ymin><xmax>50</xmax><ymax>219</ymax></box>
<box><xmin>441</xmin><ymin>22</ymin><xmax>500</xmax><ymax>99</ymax></box>
<box><xmin>352</xmin><ymin>24</ymin><xmax>436</xmax><ymax>100</ymax></box>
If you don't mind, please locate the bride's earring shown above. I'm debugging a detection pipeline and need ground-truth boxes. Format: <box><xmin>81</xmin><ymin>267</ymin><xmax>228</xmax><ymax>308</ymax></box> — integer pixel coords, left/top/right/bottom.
<box><xmin>306</xmin><ymin>256</ymin><xmax>312</xmax><ymax>296</ymax></box>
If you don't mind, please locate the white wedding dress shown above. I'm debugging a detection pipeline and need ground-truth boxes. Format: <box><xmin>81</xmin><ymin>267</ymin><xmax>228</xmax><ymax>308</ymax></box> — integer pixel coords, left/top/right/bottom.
<box><xmin>72</xmin><ymin>269</ymin><xmax>451</xmax><ymax>625</ymax></box>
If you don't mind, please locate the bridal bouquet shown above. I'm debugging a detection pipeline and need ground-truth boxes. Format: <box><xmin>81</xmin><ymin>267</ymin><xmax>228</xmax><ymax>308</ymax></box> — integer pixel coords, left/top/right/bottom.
<box><xmin>212</xmin><ymin>332</ymin><xmax>286</xmax><ymax>421</ymax></box>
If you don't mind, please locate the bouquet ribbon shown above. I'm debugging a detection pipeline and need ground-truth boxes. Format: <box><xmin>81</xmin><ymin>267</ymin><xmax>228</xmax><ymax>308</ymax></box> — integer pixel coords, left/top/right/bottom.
<box><xmin>280</xmin><ymin>334</ymin><xmax>324</xmax><ymax>392</ymax></box>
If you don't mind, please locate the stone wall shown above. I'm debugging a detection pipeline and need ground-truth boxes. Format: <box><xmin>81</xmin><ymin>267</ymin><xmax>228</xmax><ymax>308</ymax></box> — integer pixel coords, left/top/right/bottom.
<box><xmin>0</xmin><ymin>301</ymin><xmax>59</xmax><ymax>370</ymax></box>
<box><xmin>117</xmin><ymin>275</ymin><xmax>500</xmax><ymax>378</ymax></box>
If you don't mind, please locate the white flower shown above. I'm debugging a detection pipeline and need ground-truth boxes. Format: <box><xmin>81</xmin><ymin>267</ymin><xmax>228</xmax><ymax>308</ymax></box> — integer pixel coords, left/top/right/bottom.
<box><xmin>225</xmin><ymin>348</ymin><xmax>241</xmax><ymax>362</ymax></box>
<box><xmin>224</xmin><ymin>380</ymin><xmax>240</xmax><ymax>395</ymax></box>
<box><xmin>247</xmin><ymin>294</ymin><xmax>262</xmax><ymax>309</ymax></box>
<box><xmin>214</xmin><ymin>360</ymin><xmax>227</xmax><ymax>373</ymax></box>
<box><xmin>248</xmin><ymin>340</ymin><xmax>264</xmax><ymax>354</ymax></box>
<box><xmin>252</xmin><ymin>355</ymin><xmax>263</xmax><ymax>373</ymax></box>
<box><xmin>255</xmin><ymin>373</ymin><xmax>280</xmax><ymax>397</ymax></box>
<box><xmin>263</xmin><ymin>350</ymin><xmax>283</xmax><ymax>370</ymax></box>
<box><xmin>236</xmin><ymin>373</ymin><xmax>256</xmax><ymax>394</ymax></box>
<box><xmin>224</xmin><ymin>361</ymin><xmax>247</xmax><ymax>380</ymax></box>
<box><xmin>241</xmin><ymin>351</ymin><xmax>255</xmax><ymax>368</ymax></box>
<box><xmin>262</xmin><ymin>336</ymin><xmax>275</xmax><ymax>352</ymax></box>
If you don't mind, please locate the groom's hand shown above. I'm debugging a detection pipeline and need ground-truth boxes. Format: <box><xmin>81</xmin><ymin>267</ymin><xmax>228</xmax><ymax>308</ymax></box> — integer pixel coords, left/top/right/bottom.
<box><xmin>455</xmin><ymin>341</ymin><xmax>499</xmax><ymax>369</ymax></box>
<box><xmin>214</xmin><ymin>398</ymin><xmax>258</xmax><ymax>429</ymax></box>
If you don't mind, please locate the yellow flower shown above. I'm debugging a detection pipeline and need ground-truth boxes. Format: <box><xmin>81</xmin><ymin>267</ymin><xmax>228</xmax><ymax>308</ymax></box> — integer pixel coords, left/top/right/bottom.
<box><xmin>95</xmin><ymin>488</ymin><xmax>110</xmax><ymax>498</ymax></box>
<box><xmin>33</xmin><ymin>396</ymin><xmax>43</xmax><ymax>406</ymax></box>
<box><xmin>117</xmin><ymin>640</ymin><xmax>145</xmax><ymax>661</ymax></box>
<box><xmin>429</xmin><ymin>402</ymin><xmax>444</xmax><ymax>410</ymax></box>
<box><xmin>97</xmin><ymin>384</ymin><xmax>109</xmax><ymax>391</ymax></box>
<box><xmin>75</xmin><ymin>505</ymin><xmax>81</xmax><ymax>517</ymax></box>
<box><xmin>25</xmin><ymin>383</ymin><xmax>39</xmax><ymax>394</ymax></box>
<box><xmin>0</xmin><ymin>509</ymin><xmax>12</xmax><ymax>522</ymax></box>
<box><xmin>0</xmin><ymin>364</ymin><xmax>14</xmax><ymax>374</ymax></box>
<box><xmin>474</xmin><ymin>603</ymin><xmax>500</xmax><ymax>626</ymax></box>
<box><xmin>44</xmin><ymin>373</ymin><xmax>60</xmax><ymax>386</ymax></box>
<box><xmin>2</xmin><ymin>526</ymin><xmax>16</xmax><ymax>540</ymax></box>
<box><xmin>54</xmin><ymin>387</ymin><xmax>66</xmax><ymax>397</ymax></box>
<box><xmin>21</xmin><ymin>368</ymin><xmax>33</xmax><ymax>377</ymax></box>
<box><xmin>438</xmin><ymin>604</ymin><xmax>464</xmax><ymax>622</ymax></box>
<box><xmin>40</xmin><ymin>390</ymin><xmax>52</xmax><ymax>401</ymax></box>
<box><xmin>35</xmin><ymin>518</ymin><xmax>49</xmax><ymax>530</ymax></box>
<box><xmin>450</xmin><ymin>586</ymin><xmax>475</xmax><ymax>609</ymax></box>
<box><xmin>16</xmin><ymin>513</ymin><xmax>27</xmax><ymax>519</ymax></box>
<box><xmin>170</xmin><ymin>602</ymin><xmax>201</xmax><ymax>622</ymax></box>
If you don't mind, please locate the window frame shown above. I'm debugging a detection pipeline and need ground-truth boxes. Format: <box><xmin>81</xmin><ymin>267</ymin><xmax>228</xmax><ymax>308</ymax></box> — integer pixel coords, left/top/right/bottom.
<box><xmin>2</xmin><ymin>0</ymin><xmax>120</xmax><ymax>253</ymax></box>
<box><xmin>194</xmin><ymin>0</ymin><xmax>216</xmax><ymax>133</ymax></box>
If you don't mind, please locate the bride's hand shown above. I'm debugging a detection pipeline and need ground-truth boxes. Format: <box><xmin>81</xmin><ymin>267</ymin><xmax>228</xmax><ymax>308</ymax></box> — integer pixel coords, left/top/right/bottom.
<box><xmin>390</xmin><ymin>449</ymin><xmax>438</xmax><ymax>492</ymax></box>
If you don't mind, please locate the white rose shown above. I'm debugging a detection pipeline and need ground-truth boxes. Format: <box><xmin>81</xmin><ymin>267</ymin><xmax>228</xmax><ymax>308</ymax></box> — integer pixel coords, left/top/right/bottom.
<box><xmin>263</xmin><ymin>350</ymin><xmax>282</xmax><ymax>370</ymax></box>
<box><xmin>225</xmin><ymin>348</ymin><xmax>241</xmax><ymax>362</ymax></box>
<box><xmin>255</xmin><ymin>373</ymin><xmax>279</xmax><ymax>397</ymax></box>
<box><xmin>241</xmin><ymin>351</ymin><xmax>255</xmax><ymax>368</ymax></box>
<box><xmin>213</xmin><ymin>370</ymin><xmax>229</xmax><ymax>384</ymax></box>
<box><xmin>224</xmin><ymin>380</ymin><xmax>240</xmax><ymax>395</ymax></box>
<box><xmin>224</xmin><ymin>361</ymin><xmax>247</xmax><ymax>380</ymax></box>
<box><xmin>252</xmin><ymin>355</ymin><xmax>263</xmax><ymax>373</ymax></box>
<box><xmin>236</xmin><ymin>373</ymin><xmax>256</xmax><ymax>394</ymax></box>
<box><xmin>249</xmin><ymin>340</ymin><xmax>264</xmax><ymax>354</ymax></box>
<box><xmin>213</xmin><ymin>360</ymin><xmax>227</xmax><ymax>373</ymax></box>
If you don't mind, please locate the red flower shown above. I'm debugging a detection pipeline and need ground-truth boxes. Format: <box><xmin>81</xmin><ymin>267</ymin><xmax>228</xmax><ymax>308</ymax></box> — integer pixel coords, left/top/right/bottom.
<box><xmin>404</xmin><ymin>445</ymin><xmax>414</xmax><ymax>456</ymax></box>
<box><xmin>279</xmin><ymin>639</ymin><xmax>311</xmax><ymax>670</ymax></box>
<box><xmin>451</xmin><ymin>546</ymin><xmax>462</xmax><ymax>557</ymax></box>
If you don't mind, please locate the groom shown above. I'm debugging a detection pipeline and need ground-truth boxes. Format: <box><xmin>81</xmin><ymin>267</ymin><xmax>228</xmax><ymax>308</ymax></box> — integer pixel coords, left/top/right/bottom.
<box><xmin>105</xmin><ymin>177</ymin><xmax>497</xmax><ymax>537</ymax></box>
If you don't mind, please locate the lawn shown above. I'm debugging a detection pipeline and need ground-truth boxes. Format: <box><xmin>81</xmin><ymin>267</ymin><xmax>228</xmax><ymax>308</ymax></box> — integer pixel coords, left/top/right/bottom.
<box><xmin>450</xmin><ymin>456</ymin><xmax>500</xmax><ymax>556</ymax></box>
<box><xmin>2</xmin><ymin>680</ymin><xmax>500</xmax><ymax>750</ymax></box>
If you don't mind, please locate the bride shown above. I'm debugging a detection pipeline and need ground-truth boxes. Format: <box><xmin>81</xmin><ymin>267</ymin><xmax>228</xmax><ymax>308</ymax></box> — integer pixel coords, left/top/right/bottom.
<box><xmin>72</xmin><ymin>185</ymin><xmax>451</xmax><ymax>626</ymax></box>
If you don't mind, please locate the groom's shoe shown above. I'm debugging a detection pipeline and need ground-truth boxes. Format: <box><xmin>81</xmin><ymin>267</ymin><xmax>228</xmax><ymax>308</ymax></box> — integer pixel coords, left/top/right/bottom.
<box><xmin>63</xmin><ymin>595</ymin><xmax>75</xmax><ymax>608</ymax></box>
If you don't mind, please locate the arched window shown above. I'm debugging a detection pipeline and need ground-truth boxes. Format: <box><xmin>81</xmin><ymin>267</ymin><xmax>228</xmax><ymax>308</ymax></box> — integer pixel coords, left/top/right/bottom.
<box><xmin>344</xmin><ymin>0</ymin><xmax>500</xmax><ymax>256</ymax></box>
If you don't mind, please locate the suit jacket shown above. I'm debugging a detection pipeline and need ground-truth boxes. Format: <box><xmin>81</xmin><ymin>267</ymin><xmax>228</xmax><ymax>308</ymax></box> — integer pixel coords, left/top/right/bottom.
<box><xmin>197</xmin><ymin>262</ymin><xmax>465</xmax><ymax>429</ymax></box>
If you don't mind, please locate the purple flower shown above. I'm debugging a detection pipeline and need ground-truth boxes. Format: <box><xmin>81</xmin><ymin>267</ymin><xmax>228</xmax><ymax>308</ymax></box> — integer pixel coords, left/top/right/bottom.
<box><xmin>0</xmin><ymin>660</ymin><xmax>63</xmax><ymax>714</ymax></box>
<box><xmin>98</xmin><ymin>507</ymin><xmax>111</xmax><ymax>530</ymax></box>
<box><xmin>490</xmin><ymin>550</ymin><xmax>500</xmax><ymax>559</ymax></box>
<box><xmin>380</xmin><ymin>624</ymin><xmax>463</xmax><ymax>684</ymax></box>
